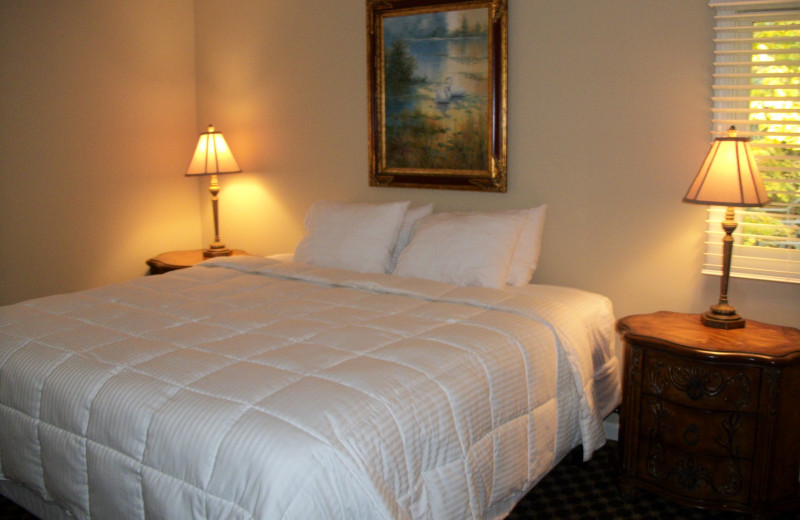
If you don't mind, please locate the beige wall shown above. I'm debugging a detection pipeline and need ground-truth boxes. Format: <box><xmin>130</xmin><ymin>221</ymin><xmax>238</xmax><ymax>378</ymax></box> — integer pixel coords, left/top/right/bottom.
<box><xmin>194</xmin><ymin>0</ymin><xmax>798</xmax><ymax>328</ymax></box>
<box><xmin>0</xmin><ymin>0</ymin><xmax>200</xmax><ymax>305</ymax></box>
<box><xmin>2</xmin><ymin>1</ymin><xmax>797</xmax><ymax>328</ymax></box>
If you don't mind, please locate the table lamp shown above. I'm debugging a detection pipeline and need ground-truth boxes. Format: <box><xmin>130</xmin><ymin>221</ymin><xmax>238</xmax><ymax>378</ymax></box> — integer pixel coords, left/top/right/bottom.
<box><xmin>186</xmin><ymin>124</ymin><xmax>242</xmax><ymax>258</ymax></box>
<box><xmin>683</xmin><ymin>126</ymin><xmax>769</xmax><ymax>329</ymax></box>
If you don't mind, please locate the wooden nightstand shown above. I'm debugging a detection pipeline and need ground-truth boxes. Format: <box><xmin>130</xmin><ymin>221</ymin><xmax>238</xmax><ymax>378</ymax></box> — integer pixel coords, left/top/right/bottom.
<box><xmin>616</xmin><ymin>311</ymin><xmax>800</xmax><ymax>518</ymax></box>
<box><xmin>146</xmin><ymin>249</ymin><xmax>250</xmax><ymax>274</ymax></box>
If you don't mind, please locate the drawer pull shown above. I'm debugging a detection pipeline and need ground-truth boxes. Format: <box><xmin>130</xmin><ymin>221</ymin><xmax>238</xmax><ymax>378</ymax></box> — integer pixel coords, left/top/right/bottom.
<box><xmin>670</xmin><ymin>366</ymin><xmax>725</xmax><ymax>401</ymax></box>
<box><xmin>683</xmin><ymin>423</ymin><xmax>700</xmax><ymax>446</ymax></box>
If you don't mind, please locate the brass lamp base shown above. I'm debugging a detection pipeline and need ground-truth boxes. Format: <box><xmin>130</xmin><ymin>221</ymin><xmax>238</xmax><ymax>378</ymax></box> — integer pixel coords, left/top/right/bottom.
<box><xmin>700</xmin><ymin>207</ymin><xmax>746</xmax><ymax>330</ymax></box>
<box><xmin>701</xmin><ymin>307</ymin><xmax>745</xmax><ymax>330</ymax></box>
<box><xmin>202</xmin><ymin>174</ymin><xmax>233</xmax><ymax>259</ymax></box>
<box><xmin>203</xmin><ymin>245</ymin><xmax>232</xmax><ymax>258</ymax></box>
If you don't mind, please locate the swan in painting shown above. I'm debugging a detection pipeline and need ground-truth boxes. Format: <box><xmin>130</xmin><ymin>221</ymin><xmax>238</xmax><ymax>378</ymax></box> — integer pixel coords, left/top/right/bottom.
<box><xmin>445</xmin><ymin>76</ymin><xmax>466</xmax><ymax>98</ymax></box>
<box><xmin>435</xmin><ymin>84</ymin><xmax>451</xmax><ymax>104</ymax></box>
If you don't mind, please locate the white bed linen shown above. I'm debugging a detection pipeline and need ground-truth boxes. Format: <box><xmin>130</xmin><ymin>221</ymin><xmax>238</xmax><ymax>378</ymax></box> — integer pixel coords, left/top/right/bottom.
<box><xmin>0</xmin><ymin>256</ymin><xmax>619</xmax><ymax>520</ymax></box>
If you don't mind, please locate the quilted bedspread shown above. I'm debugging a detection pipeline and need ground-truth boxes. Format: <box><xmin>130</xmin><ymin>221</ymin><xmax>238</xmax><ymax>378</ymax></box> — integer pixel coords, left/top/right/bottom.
<box><xmin>0</xmin><ymin>256</ymin><xmax>619</xmax><ymax>520</ymax></box>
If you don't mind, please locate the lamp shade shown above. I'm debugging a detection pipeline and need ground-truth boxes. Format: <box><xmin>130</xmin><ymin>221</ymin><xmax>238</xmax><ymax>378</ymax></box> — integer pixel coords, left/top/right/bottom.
<box><xmin>186</xmin><ymin>124</ymin><xmax>242</xmax><ymax>176</ymax></box>
<box><xmin>683</xmin><ymin>128</ymin><xmax>768</xmax><ymax>207</ymax></box>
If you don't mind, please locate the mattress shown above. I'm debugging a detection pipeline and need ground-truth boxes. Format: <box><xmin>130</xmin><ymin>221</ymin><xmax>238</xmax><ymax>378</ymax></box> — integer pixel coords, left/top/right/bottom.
<box><xmin>0</xmin><ymin>256</ymin><xmax>620</xmax><ymax>519</ymax></box>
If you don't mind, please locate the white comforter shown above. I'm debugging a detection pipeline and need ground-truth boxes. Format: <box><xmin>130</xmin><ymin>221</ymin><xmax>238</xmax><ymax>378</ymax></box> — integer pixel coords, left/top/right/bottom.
<box><xmin>0</xmin><ymin>257</ymin><xmax>619</xmax><ymax>520</ymax></box>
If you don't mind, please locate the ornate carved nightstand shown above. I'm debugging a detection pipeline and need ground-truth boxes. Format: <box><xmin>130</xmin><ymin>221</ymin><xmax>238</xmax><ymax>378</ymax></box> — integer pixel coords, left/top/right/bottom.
<box><xmin>146</xmin><ymin>249</ymin><xmax>250</xmax><ymax>274</ymax></box>
<box><xmin>616</xmin><ymin>311</ymin><xmax>800</xmax><ymax>518</ymax></box>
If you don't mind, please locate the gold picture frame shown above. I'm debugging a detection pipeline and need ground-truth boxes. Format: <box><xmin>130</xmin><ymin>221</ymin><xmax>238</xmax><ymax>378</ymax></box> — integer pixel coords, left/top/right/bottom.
<box><xmin>367</xmin><ymin>0</ymin><xmax>508</xmax><ymax>191</ymax></box>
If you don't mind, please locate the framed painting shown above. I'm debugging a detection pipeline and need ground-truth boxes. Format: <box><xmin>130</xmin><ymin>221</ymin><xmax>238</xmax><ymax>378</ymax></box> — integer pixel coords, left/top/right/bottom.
<box><xmin>367</xmin><ymin>0</ymin><xmax>508</xmax><ymax>191</ymax></box>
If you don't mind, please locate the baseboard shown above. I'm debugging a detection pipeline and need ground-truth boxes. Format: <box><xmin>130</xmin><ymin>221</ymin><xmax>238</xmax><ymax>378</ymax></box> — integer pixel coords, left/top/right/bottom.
<box><xmin>603</xmin><ymin>411</ymin><xmax>619</xmax><ymax>441</ymax></box>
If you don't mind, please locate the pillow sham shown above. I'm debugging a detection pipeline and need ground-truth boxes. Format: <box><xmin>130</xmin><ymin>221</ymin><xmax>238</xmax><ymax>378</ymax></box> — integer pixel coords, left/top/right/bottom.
<box><xmin>506</xmin><ymin>204</ymin><xmax>547</xmax><ymax>286</ymax></box>
<box><xmin>393</xmin><ymin>210</ymin><xmax>527</xmax><ymax>288</ymax></box>
<box><xmin>294</xmin><ymin>200</ymin><xmax>410</xmax><ymax>273</ymax></box>
<box><xmin>390</xmin><ymin>202</ymin><xmax>434</xmax><ymax>271</ymax></box>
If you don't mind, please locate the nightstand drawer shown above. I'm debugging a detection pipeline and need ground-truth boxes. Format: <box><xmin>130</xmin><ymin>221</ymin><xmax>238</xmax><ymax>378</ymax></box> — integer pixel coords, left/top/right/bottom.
<box><xmin>641</xmin><ymin>350</ymin><xmax>760</xmax><ymax>414</ymax></box>
<box><xmin>635</xmin><ymin>441</ymin><xmax>753</xmax><ymax>505</ymax></box>
<box><xmin>639</xmin><ymin>395</ymin><xmax>757</xmax><ymax>459</ymax></box>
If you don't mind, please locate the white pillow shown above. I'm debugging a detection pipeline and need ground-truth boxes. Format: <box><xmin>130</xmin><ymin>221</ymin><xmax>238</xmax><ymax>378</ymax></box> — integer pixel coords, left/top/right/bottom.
<box><xmin>390</xmin><ymin>202</ymin><xmax>434</xmax><ymax>271</ymax></box>
<box><xmin>506</xmin><ymin>205</ymin><xmax>547</xmax><ymax>286</ymax></box>
<box><xmin>294</xmin><ymin>200</ymin><xmax>410</xmax><ymax>273</ymax></box>
<box><xmin>393</xmin><ymin>211</ymin><xmax>527</xmax><ymax>288</ymax></box>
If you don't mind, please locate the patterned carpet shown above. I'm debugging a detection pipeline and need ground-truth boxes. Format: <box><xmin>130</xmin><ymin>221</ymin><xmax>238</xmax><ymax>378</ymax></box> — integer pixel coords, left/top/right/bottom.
<box><xmin>1</xmin><ymin>441</ymin><xmax>797</xmax><ymax>519</ymax></box>
<box><xmin>511</xmin><ymin>441</ymin><xmax>798</xmax><ymax>520</ymax></box>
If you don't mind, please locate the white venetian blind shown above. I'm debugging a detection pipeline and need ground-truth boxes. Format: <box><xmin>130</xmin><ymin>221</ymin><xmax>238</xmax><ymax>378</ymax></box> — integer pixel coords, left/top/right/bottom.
<box><xmin>706</xmin><ymin>0</ymin><xmax>800</xmax><ymax>283</ymax></box>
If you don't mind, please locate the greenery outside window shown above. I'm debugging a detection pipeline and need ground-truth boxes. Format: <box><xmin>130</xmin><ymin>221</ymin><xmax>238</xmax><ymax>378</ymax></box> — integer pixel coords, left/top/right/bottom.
<box><xmin>707</xmin><ymin>0</ymin><xmax>800</xmax><ymax>283</ymax></box>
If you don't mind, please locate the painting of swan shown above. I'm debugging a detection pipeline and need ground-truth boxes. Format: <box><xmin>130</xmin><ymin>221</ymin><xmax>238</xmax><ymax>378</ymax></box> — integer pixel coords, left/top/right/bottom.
<box><xmin>373</xmin><ymin>2</ymin><xmax>505</xmax><ymax>183</ymax></box>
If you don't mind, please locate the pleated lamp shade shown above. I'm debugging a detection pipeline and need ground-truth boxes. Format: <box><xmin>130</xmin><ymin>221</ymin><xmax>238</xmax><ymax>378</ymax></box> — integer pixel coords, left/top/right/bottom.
<box><xmin>683</xmin><ymin>128</ymin><xmax>768</xmax><ymax>208</ymax></box>
<box><xmin>186</xmin><ymin>125</ymin><xmax>242</xmax><ymax>176</ymax></box>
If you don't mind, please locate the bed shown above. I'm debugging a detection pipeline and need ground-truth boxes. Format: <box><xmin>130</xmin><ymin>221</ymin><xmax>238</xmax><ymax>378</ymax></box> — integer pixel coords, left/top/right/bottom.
<box><xmin>0</xmin><ymin>201</ymin><xmax>620</xmax><ymax>520</ymax></box>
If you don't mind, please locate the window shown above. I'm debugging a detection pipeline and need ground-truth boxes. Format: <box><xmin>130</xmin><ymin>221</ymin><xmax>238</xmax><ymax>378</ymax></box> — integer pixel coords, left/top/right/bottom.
<box><xmin>706</xmin><ymin>0</ymin><xmax>800</xmax><ymax>283</ymax></box>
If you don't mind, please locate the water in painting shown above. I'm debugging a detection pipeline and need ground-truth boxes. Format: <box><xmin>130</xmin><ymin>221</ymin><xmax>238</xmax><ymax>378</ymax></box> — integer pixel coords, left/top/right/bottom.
<box><xmin>383</xmin><ymin>8</ymin><xmax>490</xmax><ymax>171</ymax></box>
